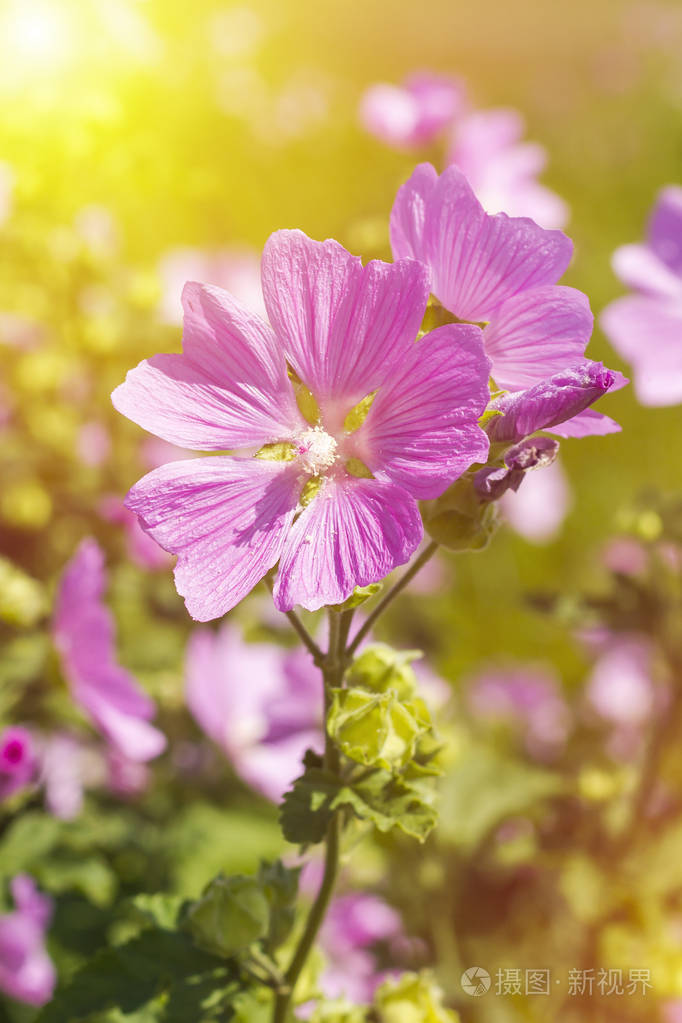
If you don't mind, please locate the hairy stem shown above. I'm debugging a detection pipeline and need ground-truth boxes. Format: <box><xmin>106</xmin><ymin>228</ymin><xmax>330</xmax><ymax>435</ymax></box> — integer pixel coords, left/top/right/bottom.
<box><xmin>347</xmin><ymin>542</ymin><xmax>439</xmax><ymax>657</ymax></box>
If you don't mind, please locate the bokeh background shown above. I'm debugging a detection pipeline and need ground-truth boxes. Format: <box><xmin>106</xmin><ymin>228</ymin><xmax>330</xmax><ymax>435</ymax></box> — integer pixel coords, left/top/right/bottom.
<box><xmin>1</xmin><ymin>1</ymin><xmax>682</xmax><ymax>1021</ymax></box>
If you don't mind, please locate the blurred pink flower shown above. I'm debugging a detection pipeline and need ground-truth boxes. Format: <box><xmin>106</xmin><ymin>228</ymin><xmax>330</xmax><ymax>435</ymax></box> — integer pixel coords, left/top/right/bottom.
<box><xmin>39</xmin><ymin>733</ymin><xmax>104</xmax><ymax>820</ymax></box>
<box><xmin>585</xmin><ymin>637</ymin><xmax>657</xmax><ymax>728</ymax></box>
<box><xmin>447</xmin><ymin>109</ymin><xmax>569</xmax><ymax>229</ymax></box>
<box><xmin>158</xmin><ymin>246</ymin><xmax>266</xmax><ymax>324</ymax></box>
<box><xmin>0</xmin><ymin>875</ymin><xmax>56</xmax><ymax>1007</ymax></box>
<box><xmin>601</xmin><ymin>536</ymin><xmax>649</xmax><ymax>576</ymax></box>
<box><xmin>601</xmin><ymin>185</ymin><xmax>682</xmax><ymax>406</ymax></box>
<box><xmin>100</xmin><ymin>496</ymin><xmax>171</xmax><ymax>570</ymax></box>
<box><xmin>468</xmin><ymin>665</ymin><xmax>570</xmax><ymax>758</ymax></box>
<box><xmin>360</xmin><ymin>72</ymin><xmax>466</xmax><ymax>149</ymax></box>
<box><xmin>0</xmin><ymin>727</ymin><xmax>38</xmax><ymax>802</ymax></box>
<box><xmin>53</xmin><ymin>539</ymin><xmax>166</xmax><ymax>762</ymax></box>
<box><xmin>76</xmin><ymin>421</ymin><xmax>112</xmax><ymax>468</ymax></box>
<box><xmin>663</xmin><ymin>998</ymin><xmax>682</xmax><ymax>1023</ymax></box>
<box><xmin>185</xmin><ymin>623</ymin><xmax>322</xmax><ymax>802</ymax></box>
<box><xmin>500</xmin><ymin>458</ymin><xmax>573</xmax><ymax>543</ymax></box>
<box><xmin>318</xmin><ymin>893</ymin><xmax>403</xmax><ymax>1003</ymax></box>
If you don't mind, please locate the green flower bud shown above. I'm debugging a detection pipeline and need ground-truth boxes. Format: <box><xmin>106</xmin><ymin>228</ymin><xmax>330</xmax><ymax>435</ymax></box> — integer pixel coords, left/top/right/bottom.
<box><xmin>328</xmin><ymin>686</ymin><xmax>430</xmax><ymax>771</ymax></box>
<box><xmin>346</xmin><ymin>643</ymin><xmax>421</xmax><ymax>701</ymax></box>
<box><xmin>185</xmin><ymin>875</ymin><xmax>269</xmax><ymax>958</ymax></box>
<box><xmin>422</xmin><ymin>476</ymin><xmax>498</xmax><ymax>551</ymax></box>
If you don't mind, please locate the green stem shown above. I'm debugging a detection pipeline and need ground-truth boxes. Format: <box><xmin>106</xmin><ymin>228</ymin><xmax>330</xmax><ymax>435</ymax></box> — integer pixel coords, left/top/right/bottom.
<box><xmin>347</xmin><ymin>542</ymin><xmax>439</xmax><ymax>657</ymax></box>
<box><xmin>263</xmin><ymin>577</ymin><xmax>324</xmax><ymax>665</ymax></box>
<box><xmin>271</xmin><ymin>611</ymin><xmax>346</xmax><ymax>1023</ymax></box>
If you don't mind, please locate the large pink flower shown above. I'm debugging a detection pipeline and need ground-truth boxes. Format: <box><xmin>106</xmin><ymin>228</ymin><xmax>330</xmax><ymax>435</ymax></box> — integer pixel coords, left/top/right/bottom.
<box><xmin>601</xmin><ymin>185</ymin><xmax>682</xmax><ymax>406</ymax></box>
<box><xmin>390</xmin><ymin>163</ymin><xmax>618</xmax><ymax>438</ymax></box>
<box><xmin>53</xmin><ymin>539</ymin><xmax>166</xmax><ymax>762</ymax></box>
<box><xmin>113</xmin><ymin>230</ymin><xmax>490</xmax><ymax>618</ymax></box>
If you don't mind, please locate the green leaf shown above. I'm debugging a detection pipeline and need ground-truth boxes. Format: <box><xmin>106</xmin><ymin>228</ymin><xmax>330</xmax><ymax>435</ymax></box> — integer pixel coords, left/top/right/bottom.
<box><xmin>328</xmin><ymin>687</ymin><xmax>430</xmax><ymax>771</ymax></box>
<box><xmin>256</xmin><ymin>859</ymin><xmax>300</xmax><ymax>951</ymax></box>
<box><xmin>185</xmin><ymin>875</ymin><xmax>270</xmax><ymax>958</ymax></box>
<box><xmin>126</xmin><ymin>893</ymin><xmax>189</xmax><ymax>931</ymax></box>
<box><xmin>279</xmin><ymin>768</ymin><xmax>341</xmax><ymax>845</ymax></box>
<box><xmin>438</xmin><ymin>746</ymin><xmax>565</xmax><ymax>852</ymax></box>
<box><xmin>35</xmin><ymin>929</ymin><xmax>233</xmax><ymax>1023</ymax></box>
<box><xmin>0</xmin><ymin>811</ymin><xmax>61</xmax><ymax>875</ymax></box>
<box><xmin>280</xmin><ymin>766</ymin><xmax>438</xmax><ymax>846</ymax></box>
<box><xmin>34</xmin><ymin>855</ymin><xmax>117</xmax><ymax>908</ymax></box>
<box><xmin>338</xmin><ymin>770</ymin><xmax>438</xmax><ymax>842</ymax></box>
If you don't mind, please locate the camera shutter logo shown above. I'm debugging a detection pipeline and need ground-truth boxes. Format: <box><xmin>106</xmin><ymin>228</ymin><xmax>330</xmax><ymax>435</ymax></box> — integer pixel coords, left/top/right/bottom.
<box><xmin>461</xmin><ymin>967</ymin><xmax>491</xmax><ymax>996</ymax></box>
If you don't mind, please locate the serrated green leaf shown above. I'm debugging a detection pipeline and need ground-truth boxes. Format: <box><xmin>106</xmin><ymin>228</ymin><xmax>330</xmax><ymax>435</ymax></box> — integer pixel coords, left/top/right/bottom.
<box><xmin>280</xmin><ymin>766</ymin><xmax>438</xmax><ymax>845</ymax></box>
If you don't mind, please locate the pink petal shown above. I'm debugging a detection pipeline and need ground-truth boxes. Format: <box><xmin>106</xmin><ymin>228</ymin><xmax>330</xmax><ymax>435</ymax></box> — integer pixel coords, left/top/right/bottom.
<box><xmin>549</xmin><ymin>408</ymin><xmax>621</xmax><ymax>438</ymax></box>
<box><xmin>484</xmin><ymin>285</ymin><xmax>593</xmax><ymax>389</ymax></box>
<box><xmin>611</xmin><ymin>243</ymin><xmax>682</xmax><ymax>298</ymax></box>
<box><xmin>112</xmin><ymin>282</ymin><xmax>304</xmax><ymax>450</ymax></box>
<box><xmin>185</xmin><ymin>625</ymin><xmax>284</xmax><ymax>751</ymax></box>
<box><xmin>349</xmin><ymin>324</ymin><xmax>490</xmax><ymax>499</ymax></box>
<box><xmin>53</xmin><ymin>540</ymin><xmax>167</xmax><ymax>762</ymax></box>
<box><xmin>127</xmin><ymin>457</ymin><xmax>301</xmax><ymax>620</ymax></box>
<box><xmin>601</xmin><ymin>294</ymin><xmax>682</xmax><ymax>406</ymax></box>
<box><xmin>261</xmin><ymin>230</ymin><xmax>430</xmax><ymax>414</ymax></box>
<box><xmin>391</xmin><ymin>164</ymin><xmax>573</xmax><ymax>322</ymax></box>
<box><xmin>648</xmin><ymin>184</ymin><xmax>682</xmax><ymax>276</ymax></box>
<box><xmin>389</xmin><ymin>162</ymin><xmax>439</xmax><ymax>263</ymax></box>
<box><xmin>273</xmin><ymin>476</ymin><xmax>422</xmax><ymax>612</ymax></box>
<box><xmin>501</xmin><ymin>458</ymin><xmax>572</xmax><ymax>542</ymax></box>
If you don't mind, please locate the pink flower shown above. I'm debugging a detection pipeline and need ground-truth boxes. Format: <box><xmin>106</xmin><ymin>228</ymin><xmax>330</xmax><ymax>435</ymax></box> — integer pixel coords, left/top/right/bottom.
<box><xmin>318</xmin><ymin>893</ymin><xmax>403</xmax><ymax>1003</ymax></box>
<box><xmin>113</xmin><ymin>230</ymin><xmax>490</xmax><ymax>617</ymax></box>
<box><xmin>360</xmin><ymin>73</ymin><xmax>466</xmax><ymax>149</ymax></box>
<box><xmin>0</xmin><ymin>727</ymin><xmax>38</xmax><ymax>802</ymax></box>
<box><xmin>158</xmin><ymin>246</ymin><xmax>266</xmax><ymax>324</ymax></box>
<box><xmin>390</xmin><ymin>163</ymin><xmax>619</xmax><ymax>438</ymax></box>
<box><xmin>601</xmin><ymin>185</ymin><xmax>682</xmax><ymax>406</ymax></box>
<box><xmin>468</xmin><ymin>666</ymin><xmax>570</xmax><ymax>758</ymax></box>
<box><xmin>185</xmin><ymin>623</ymin><xmax>322</xmax><ymax>802</ymax></box>
<box><xmin>447</xmin><ymin>109</ymin><xmax>569</xmax><ymax>229</ymax></box>
<box><xmin>500</xmin><ymin>458</ymin><xmax>573</xmax><ymax>543</ymax></box>
<box><xmin>53</xmin><ymin>539</ymin><xmax>166</xmax><ymax>762</ymax></box>
<box><xmin>0</xmin><ymin>875</ymin><xmax>56</xmax><ymax>1006</ymax></box>
<box><xmin>76</xmin><ymin>421</ymin><xmax>111</xmax><ymax>468</ymax></box>
<box><xmin>585</xmin><ymin>637</ymin><xmax>657</xmax><ymax>728</ymax></box>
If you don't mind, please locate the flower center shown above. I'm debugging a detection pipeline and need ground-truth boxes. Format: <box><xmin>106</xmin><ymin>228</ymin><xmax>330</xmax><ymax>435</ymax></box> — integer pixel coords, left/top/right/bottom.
<box><xmin>296</xmin><ymin>426</ymin><xmax>338</xmax><ymax>475</ymax></box>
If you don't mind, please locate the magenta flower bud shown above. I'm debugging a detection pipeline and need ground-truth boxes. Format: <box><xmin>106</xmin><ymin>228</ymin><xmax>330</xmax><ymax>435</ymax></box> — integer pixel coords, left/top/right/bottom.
<box><xmin>0</xmin><ymin>727</ymin><xmax>38</xmax><ymax>802</ymax></box>
<box><xmin>486</xmin><ymin>362</ymin><xmax>616</xmax><ymax>444</ymax></box>
<box><xmin>474</xmin><ymin>436</ymin><xmax>559</xmax><ymax>501</ymax></box>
